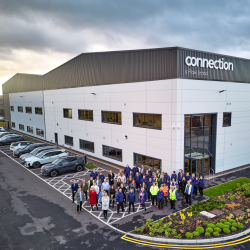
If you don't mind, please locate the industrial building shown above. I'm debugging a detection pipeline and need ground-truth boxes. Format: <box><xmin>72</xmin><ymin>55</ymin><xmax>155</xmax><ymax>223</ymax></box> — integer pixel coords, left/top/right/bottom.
<box><xmin>3</xmin><ymin>47</ymin><xmax>250</xmax><ymax>176</ymax></box>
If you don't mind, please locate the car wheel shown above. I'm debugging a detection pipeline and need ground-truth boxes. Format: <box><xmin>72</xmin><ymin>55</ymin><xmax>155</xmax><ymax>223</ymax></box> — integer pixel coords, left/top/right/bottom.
<box><xmin>32</xmin><ymin>161</ymin><xmax>40</xmax><ymax>168</ymax></box>
<box><xmin>76</xmin><ymin>164</ymin><xmax>83</xmax><ymax>172</ymax></box>
<box><xmin>50</xmin><ymin>170</ymin><xmax>58</xmax><ymax>177</ymax></box>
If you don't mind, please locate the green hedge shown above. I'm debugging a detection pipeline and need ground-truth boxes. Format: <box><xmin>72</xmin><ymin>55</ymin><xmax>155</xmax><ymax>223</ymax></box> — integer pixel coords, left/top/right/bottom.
<box><xmin>85</xmin><ymin>163</ymin><xmax>97</xmax><ymax>169</ymax></box>
<box><xmin>204</xmin><ymin>177</ymin><xmax>250</xmax><ymax>197</ymax></box>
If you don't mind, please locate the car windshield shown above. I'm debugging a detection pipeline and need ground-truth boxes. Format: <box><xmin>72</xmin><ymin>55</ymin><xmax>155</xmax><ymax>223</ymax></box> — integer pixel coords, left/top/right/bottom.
<box><xmin>52</xmin><ymin>158</ymin><xmax>64</xmax><ymax>165</ymax></box>
<box><xmin>36</xmin><ymin>152</ymin><xmax>46</xmax><ymax>158</ymax></box>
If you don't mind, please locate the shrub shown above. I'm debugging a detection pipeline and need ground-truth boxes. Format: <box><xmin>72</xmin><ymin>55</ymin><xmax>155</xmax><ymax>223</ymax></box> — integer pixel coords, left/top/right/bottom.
<box><xmin>171</xmin><ymin>229</ymin><xmax>177</xmax><ymax>236</ymax></box>
<box><xmin>206</xmin><ymin>228</ymin><xmax>213</xmax><ymax>234</ymax></box>
<box><xmin>232</xmin><ymin>222</ymin><xmax>238</xmax><ymax>228</ymax></box>
<box><xmin>214</xmin><ymin>227</ymin><xmax>222</xmax><ymax>233</ymax></box>
<box><xmin>202</xmin><ymin>221</ymin><xmax>209</xmax><ymax>226</ymax></box>
<box><xmin>205</xmin><ymin>232</ymin><xmax>210</xmax><ymax>237</ymax></box>
<box><xmin>165</xmin><ymin>231</ymin><xmax>171</xmax><ymax>237</ymax></box>
<box><xmin>216</xmin><ymin>223</ymin><xmax>225</xmax><ymax>229</ymax></box>
<box><xmin>213</xmin><ymin>231</ymin><xmax>220</xmax><ymax>237</ymax></box>
<box><xmin>196</xmin><ymin>227</ymin><xmax>205</xmax><ymax>234</ymax></box>
<box><xmin>207</xmin><ymin>223</ymin><xmax>215</xmax><ymax>229</ymax></box>
<box><xmin>238</xmin><ymin>224</ymin><xmax>244</xmax><ymax>229</ymax></box>
<box><xmin>220</xmin><ymin>219</ymin><xmax>227</xmax><ymax>223</ymax></box>
<box><xmin>186</xmin><ymin>232</ymin><xmax>193</xmax><ymax>239</ymax></box>
<box><xmin>224</xmin><ymin>222</ymin><xmax>231</xmax><ymax>226</ymax></box>
<box><xmin>228</xmin><ymin>219</ymin><xmax>236</xmax><ymax>224</ymax></box>
<box><xmin>175</xmin><ymin>234</ymin><xmax>182</xmax><ymax>239</ymax></box>
<box><xmin>193</xmin><ymin>231</ymin><xmax>200</xmax><ymax>237</ymax></box>
<box><xmin>223</xmin><ymin>228</ymin><xmax>231</xmax><ymax>234</ymax></box>
<box><xmin>224</xmin><ymin>225</ymin><xmax>230</xmax><ymax>229</ymax></box>
<box><xmin>231</xmin><ymin>226</ymin><xmax>237</xmax><ymax>231</ymax></box>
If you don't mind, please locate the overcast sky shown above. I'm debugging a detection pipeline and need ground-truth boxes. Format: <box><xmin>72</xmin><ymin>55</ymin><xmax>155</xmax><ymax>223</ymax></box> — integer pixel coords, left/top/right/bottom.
<box><xmin>0</xmin><ymin>0</ymin><xmax>250</xmax><ymax>94</ymax></box>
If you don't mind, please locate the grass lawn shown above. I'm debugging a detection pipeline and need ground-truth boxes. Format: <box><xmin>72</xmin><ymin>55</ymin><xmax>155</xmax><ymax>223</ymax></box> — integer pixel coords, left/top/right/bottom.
<box><xmin>0</xmin><ymin>107</ymin><xmax>3</xmax><ymax>109</ymax></box>
<box><xmin>204</xmin><ymin>177</ymin><xmax>250</xmax><ymax>198</ymax></box>
<box><xmin>85</xmin><ymin>163</ymin><xmax>97</xmax><ymax>169</ymax></box>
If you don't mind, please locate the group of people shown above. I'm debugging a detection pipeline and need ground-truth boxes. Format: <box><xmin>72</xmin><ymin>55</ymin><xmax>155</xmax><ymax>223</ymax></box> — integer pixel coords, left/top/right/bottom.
<box><xmin>70</xmin><ymin>165</ymin><xmax>205</xmax><ymax>218</ymax></box>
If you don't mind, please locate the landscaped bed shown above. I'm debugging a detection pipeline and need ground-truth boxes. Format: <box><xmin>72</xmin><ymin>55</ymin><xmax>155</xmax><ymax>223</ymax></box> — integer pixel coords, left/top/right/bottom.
<box><xmin>133</xmin><ymin>178</ymin><xmax>250</xmax><ymax>239</ymax></box>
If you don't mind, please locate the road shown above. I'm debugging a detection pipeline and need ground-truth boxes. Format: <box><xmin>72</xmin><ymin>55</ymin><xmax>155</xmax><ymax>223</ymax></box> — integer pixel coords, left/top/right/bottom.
<box><xmin>0</xmin><ymin>146</ymin><xmax>250</xmax><ymax>249</ymax></box>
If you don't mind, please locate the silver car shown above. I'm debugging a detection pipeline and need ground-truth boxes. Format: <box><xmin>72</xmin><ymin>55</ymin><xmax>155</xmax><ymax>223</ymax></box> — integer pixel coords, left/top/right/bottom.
<box><xmin>20</xmin><ymin>145</ymin><xmax>57</xmax><ymax>164</ymax></box>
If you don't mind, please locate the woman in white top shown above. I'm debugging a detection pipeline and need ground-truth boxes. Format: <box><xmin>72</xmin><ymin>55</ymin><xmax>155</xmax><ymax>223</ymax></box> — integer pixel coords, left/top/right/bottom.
<box><xmin>102</xmin><ymin>191</ymin><xmax>110</xmax><ymax>219</ymax></box>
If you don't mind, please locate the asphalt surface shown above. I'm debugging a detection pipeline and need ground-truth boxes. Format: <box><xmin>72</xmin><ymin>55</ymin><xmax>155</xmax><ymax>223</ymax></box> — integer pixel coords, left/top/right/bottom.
<box><xmin>0</xmin><ymin>144</ymin><xmax>250</xmax><ymax>249</ymax></box>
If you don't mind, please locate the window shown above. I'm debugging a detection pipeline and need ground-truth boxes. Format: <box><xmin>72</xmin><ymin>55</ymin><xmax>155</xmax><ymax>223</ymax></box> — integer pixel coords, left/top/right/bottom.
<box><xmin>27</xmin><ymin>126</ymin><xmax>33</xmax><ymax>134</ymax></box>
<box><xmin>63</xmin><ymin>109</ymin><xmax>72</xmax><ymax>118</ymax></box>
<box><xmin>36</xmin><ymin>129</ymin><xmax>44</xmax><ymax>137</ymax></box>
<box><xmin>19</xmin><ymin>124</ymin><xmax>24</xmax><ymax>131</ymax></box>
<box><xmin>133</xmin><ymin>113</ymin><xmax>161</xmax><ymax>129</ymax></box>
<box><xmin>18</xmin><ymin>106</ymin><xmax>23</xmax><ymax>112</ymax></box>
<box><xmin>223</xmin><ymin>112</ymin><xmax>231</xmax><ymax>127</ymax></box>
<box><xmin>79</xmin><ymin>139</ymin><xmax>94</xmax><ymax>152</ymax></box>
<box><xmin>134</xmin><ymin>153</ymin><xmax>161</xmax><ymax>170</ymax></box>
<box><xmin>102</xmin><ymin>111</ymin><xmax>121</xmax><ymax>124</ymax></box>
<box><xmin>11</xmin><ymin>106</ymin><xmax>14</xmax><ymax>111</ymax></box>
<box><xmin>65</xmin><ymin>135</ymin><xmax>73</xmax><ymax>146</ymax></box>
<box><xmin>103</xmin><ymin>145</ymin><xmax>122</xmax><ymax>161</ymax></box>
<box><xmin>12</xmin><ymin>122</ymin><xmax>15</xmax><ymax>128</ymax></box>
<box><xmin>35</xmin><ymin>107</ymin><xmax>43</xmax><ymax>115</ymax></box>
<box><xmin>26</xmin><ymin>107</ymin><xmax>32</xmax><ymax>114</ymax></box>
<box><xmin>78</xmin><ymin>110</ymin><xmax>93</xmax><ymax>121</ymax></box>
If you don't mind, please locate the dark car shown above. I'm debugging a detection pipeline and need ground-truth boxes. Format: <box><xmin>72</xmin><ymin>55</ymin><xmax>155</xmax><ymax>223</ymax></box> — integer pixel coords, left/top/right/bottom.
<box><xmin>41</xmin><ymin>155</ymin><xmax>86</xmax><ymax>177</ymax></box>
<box><xmin>13</xmin><ymin>143</ymin><xmax>47</xmax><ymax>157</ymax></box>
<box><xmin>0</xmin><ymin>134</ymin><xmax>24</xmax><ymax>145</ymax></box>
<box><xmin>0</xmin><ymin>132</ymin><xmax>16</xmax><ymax>139</ymax></box>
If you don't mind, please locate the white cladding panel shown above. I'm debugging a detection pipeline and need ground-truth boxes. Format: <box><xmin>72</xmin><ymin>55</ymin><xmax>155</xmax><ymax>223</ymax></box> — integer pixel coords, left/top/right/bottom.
<box><xmin>9</xmin><ymin>91</ymin><xmax>46</xmax><ymax>139</ymax></box>
<box><xmin>176</xmin><ymin>79</ymin><xmax>250</xmax><ymax>174</ymax></box>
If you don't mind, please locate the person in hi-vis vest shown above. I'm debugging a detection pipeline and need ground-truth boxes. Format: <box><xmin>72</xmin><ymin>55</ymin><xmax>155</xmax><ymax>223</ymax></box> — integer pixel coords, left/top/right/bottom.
<box><xmin>169</xmin><ymin>185</ymin><xmax>178</xmax><ymax>210</ymax></box>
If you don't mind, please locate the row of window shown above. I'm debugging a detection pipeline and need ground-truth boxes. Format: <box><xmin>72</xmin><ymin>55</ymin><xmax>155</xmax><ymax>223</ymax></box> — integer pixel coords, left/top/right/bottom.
<box><xmin>11</xmin><ymin>106</ymin><xmax>43</xmax><ymax>115</ymax></box>
<box><xmin>63</xmin><ymin>135</ymin><xmax>161</xmax><ymax>169</ymax></box>
<box><xmin>12</xmin><ymin>122</ymin><xmax>44</xmax><ymax>137</ymax></box>
<box><xmin>63</xmin><ymin>109</ymin><xmax>162</xmax><ymax>129</ymax></box>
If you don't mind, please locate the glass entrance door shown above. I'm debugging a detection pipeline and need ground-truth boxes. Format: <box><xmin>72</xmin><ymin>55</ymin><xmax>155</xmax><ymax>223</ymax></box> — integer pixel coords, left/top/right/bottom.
<box><xmin>191</xmin><ymin>159</ymin><xmax>202</xmax><ymax>177</ymax></box>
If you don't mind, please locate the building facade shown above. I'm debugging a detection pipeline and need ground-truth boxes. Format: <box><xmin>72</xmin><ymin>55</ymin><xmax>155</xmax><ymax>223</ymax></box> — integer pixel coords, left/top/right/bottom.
<box><xmin>3</xmin><ymin>47</ymin><xmax>250</xmax><ymax>176</ymax></box>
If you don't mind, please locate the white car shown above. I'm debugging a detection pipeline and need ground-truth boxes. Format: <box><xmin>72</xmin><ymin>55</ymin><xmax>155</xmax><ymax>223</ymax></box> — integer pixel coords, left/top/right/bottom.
<box><xmin>10</xmin><ymin>141</ymin><xmax>33</xmax><ymax>151</ymax></box>
<box><xmin>24</xmin><ymin>149</ymin><xmax>68</xmax><ymax>168</ymax></box>
<box><xmin>0</xmin><ymin>127</ymin><xmax>5</xmax><ymax>132</ymax></box>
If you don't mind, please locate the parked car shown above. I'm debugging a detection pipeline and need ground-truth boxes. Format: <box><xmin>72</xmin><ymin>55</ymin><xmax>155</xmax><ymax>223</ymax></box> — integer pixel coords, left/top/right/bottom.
<box><xmin>10</xmin><ymin>141</ymin><xmax>33</xmax><ymax>151</ymax></box>
<box><xmin>0</xmin><ymin>134</ymin><xmax>24</xmax><ymax>145</ymax></box>
<box><xmin>0</xmin><ymin>132</ymin><xmax>16</xmax><ymax>139</ymax></box>
<box><xmin>25</xmin><ymin>149</ymin><xmax>68</xmax><ymax>168</ymax></box>
<box><xmin>41</xmin><ymin>155</ymin><xmax>86</xmax><ymax>177</ymax></box>
<box><xmin>13</xmin><ymin>143</ymin><xmax>47</xmax><ymax>157</ymax></box>
<box><xmin>0</xmin><ymin>127</ymin><xmax>5</xmax><ymax>132</ymax></box>
<box><xmin>19</xmin><ymin>145</ymin><xmax>58</xmax><ymax>164</ymax></box>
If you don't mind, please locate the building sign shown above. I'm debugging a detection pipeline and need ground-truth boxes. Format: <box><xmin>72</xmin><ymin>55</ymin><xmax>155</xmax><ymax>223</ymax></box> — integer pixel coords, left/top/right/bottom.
<box><xmin>185</xmin><ymin>56</ymin><xmax>234</xmax><ymax>71</ymax></box>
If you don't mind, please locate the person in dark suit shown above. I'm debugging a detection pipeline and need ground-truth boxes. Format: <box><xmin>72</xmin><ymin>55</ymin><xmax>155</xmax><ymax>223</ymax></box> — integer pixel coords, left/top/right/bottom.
<box><xmin>71</xmin><ymin>180</ymin><xmax>78</xmax><ymax>203</ymax></box>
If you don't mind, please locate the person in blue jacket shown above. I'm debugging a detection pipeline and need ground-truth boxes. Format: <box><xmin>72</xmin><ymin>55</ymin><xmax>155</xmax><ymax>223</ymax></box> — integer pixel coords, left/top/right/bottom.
<box><xmin>158</xmin><ymin>175</ymin><xmax>165</xmax><ymax>187</ymax></box>
<box><xmin>185</xmin><ymin>172</ymin><xmax>191</xmax><ymax>182</ymax></box>
<box><xmin>116</xmin><ymin>188</ymin><xmax>125</xmax><ymax>213</ymax></box>
<box><xmin>185</xmin><ymin>179</ymin><xmax>193</xmax><ymax>206</ymax></box>
<box><xmin>148</xmin><ymin>168</ymin><xmax>153</xmax><ymax>177</ymax></box>
<box><xmin>139</xmin><ymin>187</ymin><xmax>148</xmax><ymax>211</ymax></box>
<box><xmin>191</xmin><ymin>173</ymin><xmax>196</xmax><ymax>185</ymax></box>
<box><xmin>164</xmin><ymin>172</ymin><xmax>170</xmax><ymax>182</ymax></box>
<box><xmin>128</xmin><ymin>170</ymin><xmax>134</xmax><ymax>178</ymax></box>
<box><xmin>90</xmin><ymin>169</ymin><xmax>98</xmax><ymax>180</ymax></box>
<box><xmin>140</xmin><ymin>175</ymin><xmax>148</xmax><ymax>187</ymax></box>
<box><xmin>135</xmin><ymin>172</ymin><xmax>141</xmax><ymax>192</ymax></box>
<box><xmin>99</xmin><ymin>172</ymin><xmax>105</xmax><ymax>183</ymax></box>
<box><xmin>166</xmin><ymin>179</ymin><xmax>170</xmax><ymax>190</ymax></box>
<box><xmin>171</xmin><ymin>171</ymin><xmax>177</xmax><ymax>182</ymax></box>
<box><xmin>178</xmin><ymin>173</ymin><xmax>183</xmax><ymax>193</ymax></box>
<box><xmin>170</xmin><ymin>178</ymin><xmax>177</xmax><ymax>189</ymax></box>
<box><xmin>124</xmin><ymin>164</ymin><xmax>131</xmax><ymax>179</ymax></box>
<box><xmin>157</xmin><ymin>187</ymin><xmax>165</xmax><ymax>210</ymax></box>
<box><xmin>199</xmin><ymin>176</ymin><xmax>205</xmax><ymax>196</ymax></box>
<box><xmin>146</xmin><ymin>171</ymin><xmax>150</xmax><ymax>181</ymax></box>
<box><xmin>132</xmin><ymin>165</ymin><xmax>139</xmax><ymax>177</ymax></box>
<box><xmin>193</xmin><ymin>176</ymin><xmax>199</xmax><ymax>196</ymax></box>
<box><xmin>127</xmin><ymin>189</ymin><xmax>136</xmax><ymax>213</ymax></box>
<box><xmin>178</xmin><ymin>169</ymin><xmax>183</xmax><ymax>182</ymax></box>
<box><xmin>147</xmin><ymin>178</ymin><xmax>153</xmax><ymax>201</ymax></box>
